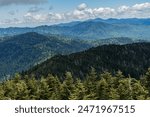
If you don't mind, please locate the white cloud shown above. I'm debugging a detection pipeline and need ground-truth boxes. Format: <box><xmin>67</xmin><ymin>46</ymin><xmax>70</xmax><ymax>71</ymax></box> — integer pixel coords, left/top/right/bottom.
<box><xmin>117</xmin><ymin>2</ymin><xmax>150</xmax><ymax>18</ymax></box>
<box><xmin>93</xmin><ymin>7</ymin><xmax>116</xmax><ymax>17</ymax></box>
<box><xmin>24</xmin><ymin>12</ymin><xmax>48</xmax><ymax>23</ymax></box>
<box><xmin>132</xmin><ymin>2</ymin><xmax>150</xmax><ymax>10</ymax></box>
<box><xmin>1</xmin><ymin>2</ymin><xmax>150</xmax><ymax>26</ymax></box>
<box><xmin>77</xmin><ymin>3</ymin><xmax>88</xmax><ymax>11</ymax></box>
<box><xmin>0</xmin><ymin>18</ymin><xmax>22</xmax><ymax>25</ymax></box>
<box><xmin>23</xmin><ymin>2</ymin><xmax>150</xmax><ymax>24</ymax></box>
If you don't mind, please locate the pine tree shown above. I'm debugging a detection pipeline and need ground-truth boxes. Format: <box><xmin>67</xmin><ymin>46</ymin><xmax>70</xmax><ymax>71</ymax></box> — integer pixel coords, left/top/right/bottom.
<box><xmin>13</xmin><ymin>73</ymin><xmax>21</xmax><ymax>83</ymax></box>
<box><xmin>3</xmin><ymin>80</ymin><xmax>17</xmax><ymax>99</ymax></box>
<box><xmin>15</xmin><ymin>80</ymin><xmax>29</xmax><ymax>100</ymax></box>
<box><xmin>84</xmin><ymin>67</ymin><xmax>97</xmax><ymax>99</ymax></box>
<box><xmin>25</xmin><ymin>75</ymin><xmax>40</xmax><ymax>99</ymax></box>
<box><xmin>118</xmin><ymin>78</ymin><xmax>133</xmax><ymax>100</ymax></box>
<box><xmin>131</xmin><ymin>81</ymin><xmax>148</xmax><ymax>100</ymax></box>
<box><xmin>46</xmin><ymin>74</ymin><xmax>61</xmax><ymax>99</ymax></box>
<box><xmin>141</xmin><ymin>68</ymin><xmax>150</xmax><ymax>96</ymax></box>
<box><xmin>108</xmin><ymin>88</ymin><xmax>120</xmax><ymax>100</ymax></box>
<box><xmin>70</xmin><ymin>79</ymin><xmax>85</xmax><ymax>100</ymax></box>
<box><xmin>0</xmin><ymin>85</ymin><xmax>5</xmax><ymax>100</ymax></box>
<box><xmin>60</xmin><ymin>72</ymin><xmax>74</xmax><ymax>100</ymax></box>
<box><xmin>96</xmin><ymin>78</ymin><xmax>109</xmax><ymax>100</ymax></box>
<box><xmin>39</xmin><ymin>77</ymin><xmax>51</xmax><ymax>99</ymax></box>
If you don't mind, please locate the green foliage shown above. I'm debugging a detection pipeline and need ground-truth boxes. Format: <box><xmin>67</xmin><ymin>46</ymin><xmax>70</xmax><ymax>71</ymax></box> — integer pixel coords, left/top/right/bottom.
<box><xmin>26</xmin><ymin>43</ymin><xmax>150</xmax><ymax>79</ymax></box>
<box><xmin>0</xmin><ymin>69</ymin><xmax>150</xmax><ymax>100</ymax></box>
<box><xmin>70</xmin><ymin>79</ymin><xmax>85</xmax><ymax>100</ymax></box>
<box><xmin>60</xmin><ymin>72</ymin><xmax>74</xmax><ymax>100</ymax></box>
<box><xmin>0</xmin><ymin>32</ymin><xmax>91</xmax><ymax>79</ymax></box>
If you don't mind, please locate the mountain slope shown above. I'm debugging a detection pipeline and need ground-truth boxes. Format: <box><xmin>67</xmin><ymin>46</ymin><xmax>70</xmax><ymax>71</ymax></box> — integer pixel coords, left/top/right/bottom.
<box><xmin>0</xmin><ymin>32</ymin><xmax>91</xmax><ymax>79</ymax></box>
<box><xmin>0</xmin><ymin>18</ymin><xmax>150</xmax><ymax>40</ymax></box>
<box><xmin>89</xmin><ymin>18</ymin><xmax>150</xmax><ymax>25</ymax></box>
<box><xmin>25</xmin><ymin>43</ymin><xmax>150</xmax><ymax>79</ymax></box>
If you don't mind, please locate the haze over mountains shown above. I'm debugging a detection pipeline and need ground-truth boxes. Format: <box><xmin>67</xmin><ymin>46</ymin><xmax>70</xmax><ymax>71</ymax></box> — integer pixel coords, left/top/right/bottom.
<box><xmin>0</xmin><ymin>32</ymin><xmax>91</xmax><ymax>79</ymax></box>
<box><xmin>0</xmin><ymin>18</ymin><xmax>150</xmax><ymax>80</ymax></box>
<box><xmin>0</xmin><ymin>18</ymin><xmax>150</xmax><ymax>40</ymax></box>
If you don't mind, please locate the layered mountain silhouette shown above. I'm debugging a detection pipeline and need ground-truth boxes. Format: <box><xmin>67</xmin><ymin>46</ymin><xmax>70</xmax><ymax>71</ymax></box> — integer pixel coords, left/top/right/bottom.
<box><xmin>0</xmin><ymin>18</ymin><xmax>150</xmax><ymax>40</ymax></box>
<box><xmin>25</xmin><ymin>43</ymin><xmax>150</xmax><ymax>79</ymax></box>
<box><xmin>0</xmin><ymin>32</ymin><xmax>91</xmax><ymax>79</ymax></box>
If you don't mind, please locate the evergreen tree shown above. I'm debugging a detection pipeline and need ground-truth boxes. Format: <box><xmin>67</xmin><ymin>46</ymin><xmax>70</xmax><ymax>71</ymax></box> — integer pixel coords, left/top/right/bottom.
<box><xmin>46</xmin><ymin>75</ymin><xmax>61</xmax><ymax>99</ymax></box>
<box><xmin>39</xmin><ymin>77</ymin><xmax>51</xmax><ymax>99</ymax></box>
<box><xmin>3</xmin><ymin>80</ymin><xmax>17</xmax><ymax>99</ymax></box>
<box><xmin>25</xmin><ymin>75</ymin><xmax>40</xmax><ymax>99</ymax></box>
<box><xmin>131</xmin><ymin>81</ymin><xmax>148</xmax><ymax>100</ymax></box>
<box><xmin>108</xmin><ymin>88</ymin><xmax>120</xmax><ymax>100</ymax></box>
<box><xmin>141</xmin><ymin>68</ymin><xmax>150</xmax><ymax>96</ymax></box>
<box><xmin>84</xmin><ymin>67</ymin><xmax>97</xmax><ymax>99</ymax></box>
<box><xmin>96</xmin><ymin>78</ymin><xmax>109</xmax><ymax>100</ymax></box>
<box><xmin>60</xmin><ymin>72</ymin><xmax>74</xmax><ymax>100</ymax></box>
<box><xmin>118</xmin><ymin>78</ymin><xmax>133</xmax><ymax>100</ymax></box>
<box><xmin>15</xmin><ymin>80</ymin><xmax>29</xmax><ymax>100</ymax></box>
<box><xmin>0</xmin><ymin>85</ymin><xmax>5</xmax><ymax>100</ymax></box>
<box><xmin>70</xmin><ymin>79</ymin><xmax>85</xmax><ymax>100</ymax></box>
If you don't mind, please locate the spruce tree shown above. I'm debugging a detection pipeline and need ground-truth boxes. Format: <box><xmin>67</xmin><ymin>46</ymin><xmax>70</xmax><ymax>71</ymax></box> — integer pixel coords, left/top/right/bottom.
<box><xmin>84</xmin><ymin>67</ymin><xmax>97</xmax><ymax>99</ymax></box>
<box><xmin>96</xmin><ymin>78</ymin><xmax>109</xmax><ymax>100</ymax></box>
<box><xmin>118</xmin><ymin>78</ymin><xmax>133</xmax><ymax>100</ymax></box>
<box><xmin>70</xmin><ymin>79</ymin><xmax>85</xmax><ymax>100</ymax></box>
<box><xmin>60</xmin><ymin>72</ymin><xmax>74</xmax><ymax>100</ymax></box>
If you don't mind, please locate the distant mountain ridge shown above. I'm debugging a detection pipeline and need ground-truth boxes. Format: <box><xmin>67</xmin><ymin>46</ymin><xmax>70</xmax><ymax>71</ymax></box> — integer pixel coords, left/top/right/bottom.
<box><xmin>0</xmin><ymin>18</ymin><xmax>150</xmax><ymax>40</ymax></box>
<box><xmin>87</xmin><ymin>18</ymin><xmax>150</xmax><ymax>25</ymax></box>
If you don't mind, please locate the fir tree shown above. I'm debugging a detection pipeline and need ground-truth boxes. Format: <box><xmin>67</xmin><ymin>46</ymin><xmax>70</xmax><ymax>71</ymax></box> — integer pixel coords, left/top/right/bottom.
<box><xmin>70</xmin><ymin>79</ymin><xmax>85</xmax><ymax>100</ymax></box>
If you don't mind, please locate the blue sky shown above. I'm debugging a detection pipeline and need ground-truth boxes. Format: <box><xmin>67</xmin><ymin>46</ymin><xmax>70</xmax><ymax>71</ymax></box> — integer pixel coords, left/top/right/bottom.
<box><xmin>0</xmin><ymin>0</ymin><xmax>149</xmax><ymax>27</ymax></box>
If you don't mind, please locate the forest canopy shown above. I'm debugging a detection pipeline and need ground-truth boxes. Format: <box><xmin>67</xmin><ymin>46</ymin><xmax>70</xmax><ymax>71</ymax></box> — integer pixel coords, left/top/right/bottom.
<box><xmin>0</xmin><ymin>68</ymin><xmax>150</xmax><ymax>100</ymax></box>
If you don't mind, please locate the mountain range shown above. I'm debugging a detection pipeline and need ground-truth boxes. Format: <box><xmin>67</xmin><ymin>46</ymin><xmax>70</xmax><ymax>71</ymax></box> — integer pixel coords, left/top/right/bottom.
<box><xmin>0</xmin><ymin>18</ymin><xmax>150</xmax><ymax>40</ymax></box>
<box><xmin>0</xmin><ymin>18</ymin><xmax>150</xmax><ymax>80</ymax></box>
<box><xmin>25</xmin><ymin>42</ymin><xmax>150</xmax><ymax>80</ymax></box>
<box><xmin>0</xmin><ymin>32</ymin><xmax>91</xmax><ymax>79</ymax></box>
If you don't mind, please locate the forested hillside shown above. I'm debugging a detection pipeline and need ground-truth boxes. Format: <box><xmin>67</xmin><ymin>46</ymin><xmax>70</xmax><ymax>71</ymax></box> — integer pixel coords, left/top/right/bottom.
<box><xmin>0</xmin><ymin>32</ymin><xmax>91</xmax><ymax>79</ymax></box>
<box><xmin>25</xmin><ymin>43</ymin><xmax>150</xmax><ymax>79</ymax></box>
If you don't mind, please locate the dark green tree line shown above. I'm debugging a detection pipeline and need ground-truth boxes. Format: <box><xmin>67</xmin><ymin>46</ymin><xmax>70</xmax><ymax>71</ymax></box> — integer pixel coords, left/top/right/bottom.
<box><xmin>0</xmin><ymin>69</ymin><xmax>150</xmax><ymax>100</ymax></box>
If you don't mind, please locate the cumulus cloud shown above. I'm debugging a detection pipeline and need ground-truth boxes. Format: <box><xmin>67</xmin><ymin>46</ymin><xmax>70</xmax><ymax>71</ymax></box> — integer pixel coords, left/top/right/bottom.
<box><xmin>1</xmin><ymin>2</ymin><xmax>150</xmax><ymax>26</ymax></box>
<box><xmin>23</xmin><ymin>2</ymin><xmax>150</xmax><ymax>24</ymax></box>
<box><xmin>117</xmin><ymin>2</ymin><xmax>150</xmax><ymax>18</ymax></box>
<box><xmin>0</xmin><ymin>0</ymin><xmax>48</xmax><ymax>6</ymax></box>
<box><xmin>24</xmin><ymin>12</ymin><xmax>48</xmax><ymax>23</ymax></box>
<box><xmin>1</xmin><ymin>18</ymin><xmax>22</xmax><ymax>25</ymax></box>
<box><xmin>132</xmin><ymin>2</ymin><xmax>150</xmax><ymax>10</ymax></box>
<box><xmin>77</xmin><ymin>3</ymin><xmax>88</xmax><ymax>11</ymax></box>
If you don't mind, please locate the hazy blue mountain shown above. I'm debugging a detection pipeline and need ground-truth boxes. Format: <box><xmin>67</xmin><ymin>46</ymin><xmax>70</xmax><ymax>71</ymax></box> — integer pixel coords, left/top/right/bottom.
<box><xmin>0</xmin><ymin>32</ymin><xmax>91</xmax><ymax>80</ymax></box>
<box><xmin>56</xmin><ymin>21</ymin><xmax>81</xmax><ymax>27</ymax></box>
<box><xmin>89</xmin><ymin>18</ymin><xmax>150</xmax><ymax>25</ymax></box>
<box><xmin>0</xmin><ymin>18</ymin><xmax>150</xmax><ymax>40</ymax></box>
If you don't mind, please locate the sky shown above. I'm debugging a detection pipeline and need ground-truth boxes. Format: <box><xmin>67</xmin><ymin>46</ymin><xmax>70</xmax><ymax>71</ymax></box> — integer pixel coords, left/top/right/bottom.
<box><xmin>0</xmin><ymin>0</ymin><xmax>149</xmax><ymax>27</ymax></box>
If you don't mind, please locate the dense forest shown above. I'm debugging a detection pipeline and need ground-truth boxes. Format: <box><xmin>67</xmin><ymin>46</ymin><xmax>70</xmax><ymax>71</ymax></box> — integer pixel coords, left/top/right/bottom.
<box><xmin>0</xmin><ymin>68</ymin><xmax>150</xmax><ymax>100</ymax></box>
<box><xmin>25</xmin><ymin>43</ymin><xmax>150</xmax><ymax>80</ymax></box>
<box><xmin>0</xmin><ymin>32</ymin><xmax>91</xmax><ymax>79</ymax></box>
<box><xmin>0</xmin><ymin>19</ymin><xmax>150</xmax><ymax>100</ymax></box>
